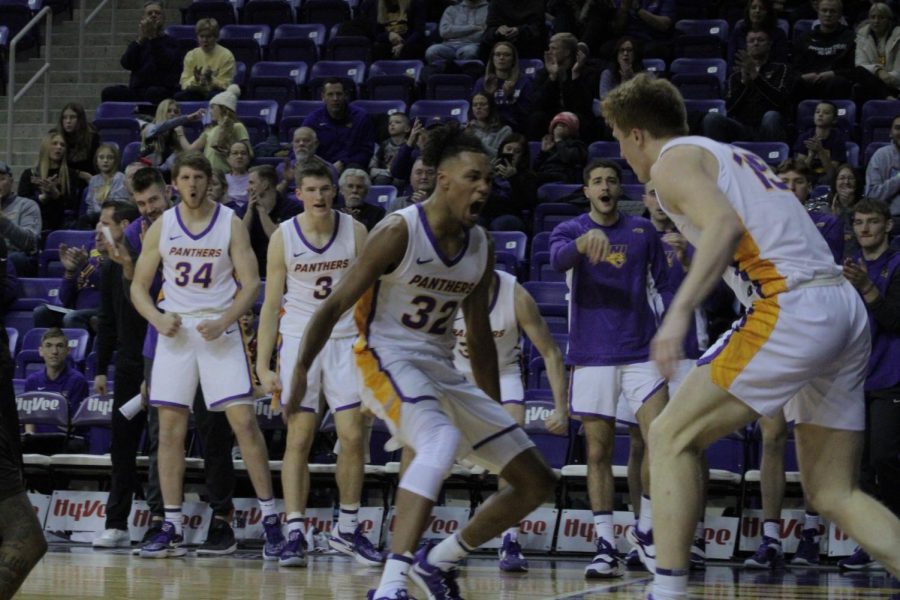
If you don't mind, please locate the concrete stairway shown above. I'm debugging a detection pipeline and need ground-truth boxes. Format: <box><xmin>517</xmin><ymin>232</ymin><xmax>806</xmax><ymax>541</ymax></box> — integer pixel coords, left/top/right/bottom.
<box><xmin>0</xmin><ymin>0</ymin><xmax>182</xmax><ymax>174</ymax></box>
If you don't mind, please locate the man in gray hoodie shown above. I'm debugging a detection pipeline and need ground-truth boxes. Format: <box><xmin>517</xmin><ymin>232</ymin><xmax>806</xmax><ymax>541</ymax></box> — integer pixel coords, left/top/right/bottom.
<box><xmin>425</xmin><ymin>0</ymin><xmax>489</xmax><ymax>63</ymax></box>
<box><xmin>0</xmin><ymin>162</ymin><xmax>41</xmax><ymax>276</ymax></box>
<box><xmin>865</xmin><ymin>114</ymin><xmax>900</xmax><ymax>220</ymax></box>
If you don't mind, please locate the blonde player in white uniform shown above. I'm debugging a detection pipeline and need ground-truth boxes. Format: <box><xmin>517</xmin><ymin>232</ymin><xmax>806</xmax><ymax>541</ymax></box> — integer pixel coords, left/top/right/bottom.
<box><xmin>601</xmin><ymin>75</ymin><xmax>900</xmax><ymax>599</ymax></box>
<box><xmin>285</xmin><ymin>125</ymin><xmax>557</xmax><ymax>600</ymax></box>
<box><xmin>452</xmin><ymin>269</ymin><xmax>569</xmax><ymax>573</ymax></box>
<box><xmin>130</xmin><ymin>152</ymin><xmax>285</xmax><ymax>560</ymax></box>
<box><xmin>256</xmin><ymin>163</ymin><xmax>383</xmax><ymax>568</ymax></box>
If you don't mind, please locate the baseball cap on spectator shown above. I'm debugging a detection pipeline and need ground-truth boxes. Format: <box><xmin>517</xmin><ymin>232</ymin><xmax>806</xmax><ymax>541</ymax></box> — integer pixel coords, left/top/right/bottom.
<box><xmin>0</xmin><ymin>161</ymin><xmax>12</xmax><ymax>176</ymax></box>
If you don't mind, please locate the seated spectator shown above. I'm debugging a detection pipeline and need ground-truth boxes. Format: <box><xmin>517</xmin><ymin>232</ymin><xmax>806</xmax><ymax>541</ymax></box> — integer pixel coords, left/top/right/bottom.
<box><xmin>793</xmin><ymin>101</ymin><xmax>847</xmax><ymax>184</ymax></box>
<box><xmin>609</xmin><ymin>0</ymin><xmax>675</xmax><ymax>61</ymax></box>
<box><xmin>529</xmin><ymin>33</ymin><xmax>597</xmax><ymax>141</ymax></box>
<box><xmin>122</xmin><ymin>161</ymin><xmax>146</xmax><ymax>201</ymax></box>
<box><xmin>100</xmin><ymin>1</ymin><xmax>180</xmax><ymax>105</ymax></box>
<box><xmin>32</xmin><ymin>235</ymin><xmax>103</xmax><ymax>330</ymax></box>
<box><xmin>599</xmin><ymin>36</ymin><xmax>647</xmax><ymax>100</ymax></box>
<box><xmin>243</xmin><ymin>165</ymin><xmax>302</xmax><ymax>274</ymax></box>
<box><xmin>793</xmin><ymin>0</ymin><xmax>855</xmax><ymax>99</ymax></box>
<box><xmin>466</xmin><ymin>92</ymin><xmax>512</xmax><ymax>157</ymax></box>
<box><xmin>185</xmin><ymin>85</ymin><xmax>249</xmax><ymax>174</ymax></box>
<box><xmin>0</xmin><ymin>161</ymin><xmax>41</xmax><ymax>276</ymax></box>
<box><xmin>23</xmin><ymin>328</ymin><xmax>90</xmax><ymax>437</ymax></box>
<box><xmin>480</xmin><ymin>0</ymin><xmax>546</xmax><ymax>59</ymax></box>
<box><xmin>473</xmin><ymin>41</ymin><xmax>535</xmax><ymax>132</ymax></box>
<box><xmin>175</xmin><ymin>18</ymin><xmax>235</xmax><ymax>101</ymax></box>
<box><xmin>534</xmin><ymin>111</ymin><xmax>588</xmax><ymax>185</ymax></box>
<box><xmin>703</xmin><ymin>29</ymin><xmax>794</xmax><ymax>143</ymax></box>
<box><xmin>371</xmin><ymin>0</ymin><xmax>427</xmax><ymax>61</ymax></box>
<box><xmin>854</xmin><ymin>3</ymin><xmax>900</xmax><ymax>100</ymax></box>
<box><xmin>140</xmin><ymin>99</ymin><xmax>205</xmax><ymax>172</ymax></box>
<box><xmin>276</xmin><ymin>127</ymin><xmax>338</xmax><ymax>196</ymax></box>
<box><xmin>301</xmin><ymin>79</ymin><xmax>376</xmax><ymax>174</ymax></box>
<box><xmin>369</xmin><ymin>113</ymin><xmax>410</xmax><ymax>186</ymax></box>
<box><xmin>548</xmin><ymin>0</ymin><xmax>617</xmax><ymax>54</ymax></box>
<box><xmin>825</xmin><ymin>163</ymin><xmax>864</xmax><ymax>253</ymax></box>
<box><xmin>18</xmin><ymin>131</ymin><xmax>80</xmax><ymax>231</ymax></box>
<box><xmin>388</xmin><ymin>116</ymin><xmax>429</xmax><ymax>185</ymax></box>
<box><xmin>225</xmin><ymin>140</ymin><xmax>253</xmax><ymax>210</ymax></box>
<box><xmin>84</xmin><ymin>144</ymin><xmax>129</xmax><ymax>218</ymax></box>
<box><xmin>776</xmin><ymin>158</ymin><xmax>844</xmax><ymax>261</ymax></box>
<box><xmin>338</xmin><ymin>168</ymin><xmax>386</xmax><ymax>230</ymax></box>
<box><xmin>425</xmin><ymin>0</ymin><xmax>488</xmax><ymax>63</ymax></box>
<box><xmin>207</xmin><ymin>169</ymin><xmax>230</xmax><ymax>205</ymax></box>
<box><xmin>865</xmin><ymin>114</ymin><xmax>900</xmax><ymax>220</ymax></box>
<box><xmin>483</xmin><ymin>132</ymin><xmax>537</xmax><ymax>231</ymax></box>
<box><xmin>728</xmin><ymin>0</ymin><xmax>790</xmax><ymax>65</ymax></box>
<box><xmin>387</xmin><ymin>157</ymin><xmax>435</xmax><ymax>212</ymax></box>
<box><xmin>58</xmin><ymin>103</ymin><xmax>101</xmax><ymax>186</ymax></box>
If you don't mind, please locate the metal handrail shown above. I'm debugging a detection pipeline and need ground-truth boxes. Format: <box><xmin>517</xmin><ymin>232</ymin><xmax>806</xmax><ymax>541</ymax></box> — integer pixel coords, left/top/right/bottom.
<box><xmin>6</xmin><ymin>6</ymin><xmax>52</xmax><ymax>164</ymax></box>
<box><xmin>77</xmin><ymin>0</ymin><xmax>117</xmax><ymax>84</ymax></box>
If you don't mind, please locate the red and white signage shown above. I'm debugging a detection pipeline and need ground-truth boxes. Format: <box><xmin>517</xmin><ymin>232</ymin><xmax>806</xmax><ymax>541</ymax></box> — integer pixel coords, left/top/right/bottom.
<box><xmin>28</xmin><ymin>493</ymin><xmax>51</xmax><ymax>529</ymax></box>
<box><xmin>384</xmin><ymin>506</ymin><xmax>470</xmax><ymax>547</ymax></box>
<box><xmin>44</xmin><ymin>491</ymin><xmax>110</xmax><ymax>537</ymax></box>
<box><xmin>479</xmin><ymin>508</ymin><xmax>558</xmax><ymax>552</ymax></box>
<box><xmin>739</xmin><ymin>509</ymin><xmax>827</xmax><ymax>555</ymax></box>
<box><xmin>231</xmin><ymin>499</ymin><xmax>384</xmax><ymax>547</ymax></box>
<box><xmin>127</xmin><ymin>500</ymin><xmax>212</xmax><ymax>545</ymax></box>
<box><xmin>826</xmin><ymin>522</ymin><xmax>855</xmax><ymax>557</ymax></box>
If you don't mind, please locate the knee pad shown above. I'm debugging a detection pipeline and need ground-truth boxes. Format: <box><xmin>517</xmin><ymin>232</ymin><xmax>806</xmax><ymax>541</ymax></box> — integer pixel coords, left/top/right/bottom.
<box><xmin>399</xmin><ymin>420</ymin><xmax>461</xmax><ymax>502</ymax></box>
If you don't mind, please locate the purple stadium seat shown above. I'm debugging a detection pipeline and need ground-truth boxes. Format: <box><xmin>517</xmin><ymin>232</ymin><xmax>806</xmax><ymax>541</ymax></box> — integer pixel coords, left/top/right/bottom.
<box><xmin>733</xmin><ymin>141</ymin><xmax>789</xmax><ymax>167</ymax></box>
<box><xmin>369</xmin><ymin>60</ymin><xmax>424</xmax><ymax>82</ymax></box>
<box><xmin>181</xmin><ymin>0</ymin><xmax>237</xmax><ymax>26</ymax></box>
<box><xmin>425</xmin><ymin>74</ymin><xmax>474</xmax><ymax>101</ymax></box>
<box><xmin>280</xmin><ymin>99</ymin><xmax>323</xmax><ymax>140</ymax></box>
<box><xmin>642</xmin><ymin>58</ymin><xmax>666</xmax><ymax>75</ymax></box>
<box><xmin>308</xmin><ymin>59</ymin><xmax>367</xmax><ymax>98</ymax></box>
<box><xmin>242</xmin><ymin>0</ymin><xmax>294</xmax><ymax>29</ymax></box>
<box><xmin>529</xmin><ymin>251</ymin><xmax>564</xmax><ymax>282</ymax></box>
<box><xmin>4</xmin><ymin>312</ymin><xmax>32</xmax><ymax>342</ymax></box>
<box><xmin>519</xmin><ymin>58</ymin><xmax>543</xmax><ymax>78</ymax></box>
<box><xmin>121</xmin><ymin>141</ymin><xmax>142</xmax><ymax>170</ymax></box>
<box><xmin>219</xmin><ymin>24</ymin><xmax>269</xmax><ymax>67</ymax></box>
<box><xmin>93</xmin><ymin>118</ymin><xmax>142</xmax><ymax>150</ymax></box>
<box><xmin>247</xmin><ymin>62</ymin><xmax>307</xmax><ymax>105</ymax></box>
<box><xmin>670</xmin><ymin>58</ymin><xmax>727</xmax><ymax>99</ymax></box>
<box><xmin>533</xmin><ymin>202</ymin><xmax>582</xmax><ymax>233</ymax></box>
<box><xmin>845</xmin><ymin>141</ymin><xmax>859</xmax><ymax>168</ymax></box>
<box><xmin>0</xmin><ymin>3</ymin><xmax>39</xmax><ymax>50</ymax></box>
<box><xmin>523</xmin><ymin>390</ymin><xmax>570</xmax><ymax>468</ymax></box>
<box><xmin>796</xmin><ymin>98</ymin><xmax>856</xmax><ymax>138</ymax></box>
<box><xmin>865</xmin><ymin>141</ymin><xmax>888</xmax><ymax>166</ymax></box>
<box><xmin>84</xmin><ymin>351</ymin><xmax>115</xmax><ymax>382</ymax></box>
<box><xmin>409</xmin><ymin>100</ymin><xmax>469</xmax><ymax>125</ymax></box>
<box><xmin>299</xmin><ymin>0</ymin><xmax>351</xmax><ymax>34</ymax></box>
<box><xmin>21</xmin><ymin>327</ymin><xmax>90</xmax><ymax>363</ymax></box>
<box><xmin>588</xmin><ymin>141</ymin><xmax>620</xmax><ymax>160</ymax></box>
<box><xmin>269</xmin><ymin>24</ymin><xmax>322</xmax><ymax>63</ymax></box>
<box><xmin>71</xmin><ymin>393</ymin><xmax>114</xmax><ymax>428</ymax></box>
<box><xmin>6</xmin><ymin>327</ymin><xmax>18</xmax><ymax>356</ymax></box>
<box><xmin>531</xmin><ymin>231</ymin><xmax>550</xmax><ymax>256</ymax></box>
<box><xmin>15</xmin><ymin>390</ymin><xmax>69</xmax><ymax>428</ymax></box>
<box><xmin>494</xmin><ymin>251</ymin><xmax>519</xmax><ymax>277</ymax></box>
<box><xmin>324</xmin><ymin>36</ymin><xmax>372</xmax><ymax>63</ymax></box>
<box><xmin>236</xmin><ymin>99</ymin><xmax>279</xmax><ymax>144</ymax></box>
<box><xmin>351</xmin><ymin>99</ymin><xmax>407</xmax><ymax>117</ymax></box>
<box><xmin>95</xmin><ymin>102</ymin><xmax>153</xmax><ymax>119</ymax></box>
<box><xmin>522</xmin><ymin>281</ymin><xmax>567</xmax><ymax>317</ymax></box>
<box><xmin>537</xmin><ymin>183</ymin><xmax>580</xmax><ymax>203</ymax></box>
<box><xmin>13</xmin><ymin>278</ymin><xmax>63</xmax><ymax>310</ymax></box>
<box><xmin>861</xmin><ymin>99</ymin><xmax>900</xmax><ymax>147</ymax></box>
<box><xmin>674</xmin><ymin>19</ymin><xmax>728</xmax><ymax>58</ymax></box>
<box><xmin>254</xmin><ymin>396</ymin><xmax>285</xmax><ymax>431</ymax></box>
<box><xmin>491</xmin><ymin>230</ymin><xmax>527</xmax><ymax>262</ymax></box>
<box><xmin>526</xmin><ymin>357</ymin><xmax>550</xmax><ymax>389</ymax></box>
<box><xmin>364</xmin><ymin>185</ymin><xmax>396</xmax><ymax>209</ymax></box>
<box><xmin>164</xmin><ymin>24</ymin><xmax>196</xmax><ymax>41</ymax></box>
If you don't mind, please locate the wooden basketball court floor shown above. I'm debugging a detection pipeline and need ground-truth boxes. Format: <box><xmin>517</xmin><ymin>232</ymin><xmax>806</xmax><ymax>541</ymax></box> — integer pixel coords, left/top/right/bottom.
<box><xmin>15</xmin><ymin>544</ymin><xmax>900</xmax><ymax>599</ymax></box>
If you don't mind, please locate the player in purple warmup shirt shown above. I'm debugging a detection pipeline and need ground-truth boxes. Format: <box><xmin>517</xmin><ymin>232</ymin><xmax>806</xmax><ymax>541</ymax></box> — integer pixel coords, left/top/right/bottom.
<box><xmin>549</xmin><ymin>159</ymin><xmax>673</xmax><ymax>578</ymax></box>
<box><xmin>23</xmin><ymin>328</ymin><xmax>90</xmax><ymax>437</ymax></box>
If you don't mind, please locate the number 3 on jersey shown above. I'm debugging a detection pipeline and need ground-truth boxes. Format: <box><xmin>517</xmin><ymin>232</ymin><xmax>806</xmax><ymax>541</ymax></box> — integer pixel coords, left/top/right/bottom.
<box><xmin>402</xmin><ymin>295</ymin><xmax>459</xmax><ymax>335</ymax></box>
<box><xmin>173</xmin><ymin>261</ymin><xmax>213</xmax><ymax>288</ymax></box>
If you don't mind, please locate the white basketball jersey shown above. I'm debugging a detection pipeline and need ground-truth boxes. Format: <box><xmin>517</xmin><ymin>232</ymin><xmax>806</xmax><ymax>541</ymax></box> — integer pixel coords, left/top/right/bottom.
<box><xmin>158</xmin><ymin>203</ymin><xmax>238</xmax><ymax>315</ymax></box>
<box><xmin>657</xmin><ymin>136</ymin><xmax>842</xmax><ymax>308</ymax></box>
<box><xmin>355</xmin><ymin>204</ymin><xmax>489</xmax><ymax>359</ymax></box>
<box><xmin>279</xmin><ymin>210</ymin><xmax>357</xmax><ymax>338</ymax></box>
<box><xmin>453</xmin><ymin>270</ymin><xmax>521</xmax><ymax>374</ymax></box>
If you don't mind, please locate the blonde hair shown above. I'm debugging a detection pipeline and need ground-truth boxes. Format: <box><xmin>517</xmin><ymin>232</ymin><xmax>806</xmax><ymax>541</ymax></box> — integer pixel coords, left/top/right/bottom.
<box><xmin>94</xmin><ymin>143</ymin><xmax>121</xmax><ymax>202</ymax></box>
<box><xmin>377</xmin><ymin>0</ymin><xmax>410</xmax><ymax>24</ymax></box>
<box><xmin>600</xmin><ymin>73</ymin><xmax>689</xmax><ymax>139</ymax></box>
<box><xmin>484</xmin><ymin>41</ymin><xmax>521</xmax><ymax>97</ymax></box>
<box><xmin>195</xmin><ymin>17</ymin><xmax>219</xmax><ymax>38</ymax></box>
<box><xmin>37</xmin><ymin>131</ymin><xmax>71</xmax><ymax>198</ymax></box>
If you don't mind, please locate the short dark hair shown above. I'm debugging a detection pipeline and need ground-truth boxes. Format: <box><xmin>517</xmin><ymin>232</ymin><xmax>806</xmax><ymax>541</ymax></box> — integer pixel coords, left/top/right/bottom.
<box><xmin>321</xmin><ymin>78</ymin><xmax>346</xmax><ymax>94</ymax></box>
<box><xmin>173</xmin><ymin>151</ymin><xmax>212</xmax><ymax>180</ymax></box>
<box><xmin>100</xmin><ymin>199</ymin><xmax>140</xmax><ymax>223</ymax></box>
<box><xmin>774</xmin><ymin>158</ymin><xmax>813</xmax><ymax>182</ymax></box>
<box><xmin>583</xmin><ymin>159</ymin><xmax>622</xmax><ymax>185</ymax></box>
<box><xmin>250</xmin><ymin>164</ymin><xmax>279</xmax><ymax>189</ymax></box>
<box><xmin>852</xmin><ymin>198</ymin><xmax>891</xmax><ymax>221</ymax></box>
<box><xmin>131</xmin><ymin>167</ymin><xmax>166</xmax><ymax>195</ymax></box>
<box><xmin>294</xmin><ymin>163</ymin><xmax>334</xmax><ymax>187</ymax></box>
<box><xmin>40</xmin><ymin>327</ymin><xmax>67</xmax><ymax>345</ymax></box>
<box><xmin>421</xmin><ymin>121</ymin><xmax>487</xmax><ymax>169</ymax></box>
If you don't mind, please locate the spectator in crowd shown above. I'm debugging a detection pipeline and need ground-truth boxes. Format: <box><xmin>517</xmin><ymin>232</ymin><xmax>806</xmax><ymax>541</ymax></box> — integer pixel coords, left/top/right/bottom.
<box><xmin>473</xmin><ymin>41</ymin><xmax>535</xmax><ymax>132</ymax></box>
<box><xmin>276</xmin><ymin>127</ymin><xmax>338</xmax><ymax>196</ymax></box>
<box><xmin>225</xmin><ymin>140</ymin><xmax>253</xmax><ymax>211</ymax></box>
<box><xmin>139</xmin><ymin>100</ymin><xmax>205</xmax><ymax>172</ymax></box>
<box><xmin>388</xmin><ymin>116</ymin><xmax>430</xmax><ymax>185</ymax></box>
<box><xmin>728</xmin><ymin>0</ymin><xmax>790</xmax><ymax>65</ymax></box>
<box><xmin>123</xmin><ymin>162</ymin><xmax>146</xmax><ymax>200</ymax></box>
<box><xmin>301</xmin><ymin>79</ymin><xmax>376</xmax><ymax>174</ymax></box>
<box><xmin>599</xmin><ymin>37</ymin><xmax>647</xmax><ymax>100</ymax></box>
<box><xmin>548</xmin><ymin>0</ymin><xmax>617</xmax><ymax>53</ymax></box>
<box><xmin>185</xmin><ymin>85</ymin><xmax>249</xmax><ymax>175</ymax></box>
<box><xmin>23</xmin><ymin>328</ymin><xmax>90</xmax><ymax>437</ymax></box>
<box><xmin>776</xmin><ymin>158</ymin><xmax>844</xmax><ymax>261</ymax></box>
<box><xmin>100</xmin><ymin>1</ymin><xmax>181</xmax><ymax>104</ymax></box>
<box><xmin>18</xmin><ymin>131</ymin><xmax>80</xmax><ymax>232</ymax></box>
<box><xmin>369</xmin><ymin>113</ymin><xmax>410</xmax><ymax>186</ymax></box>
<box><xmin>483</xmin><ymin>132</ymin><xmax>538</xmax><ymax>231</ymax></box>
<box><xmin>481</xmin><ymin>0</ymin><xmax>546</xmax><ymax>59</ymax></box>
<box><xmin>838</xmin><ymin>199</ymin><xmax>900</xmax><ymax>572</ymax></box>
<box><xmin>534</xmin><ymin>111</ymin><xmax>588</xmax><ymax>185</ymax></box>
<box><xmin>387</xmin><ymin>157</ymin><xmax>435</xmax><ymax>212</ymax></box>
<box><xmin>58</xmin><ymin>103</ymin><xmax>101</xmax><ymax>185</ymax></box>
<box><xmin>338</xmin><ymin>168</ymin><xmax>385</xmax><ymax>230</ymax></box>
<box><xmin>0</xmin><ymin>161</ymin><xmax>41</xmax><ymax>276</ymax></box>
<box><xmin>175</xmin><ymin>18</ymin><xmax>235</xmax><ymax>101</ymax></box>
<box><xmin>466</xmin><ymin>92</ymin><xmax>512</xmax><ymax>157</ymax></box>
<box><xmin>609</xmin><ymin>0</ymin><xmax>675</xmax><ymax>61</ymax></box>
<box><xmin>207</xmin><ymin>169</ymin><xmax>229</xmax><ymax>205</ymax></box>
<box><xmin>854</xmin><ymin>3</ymin><xmax>900</xmax><ymax>100</ymax></box>
<box><xmin>371</xmin><ymin>0</ymin><xmax>428</xmax><ymax>61</ymax></box>
<box><xmin>84</xmin><ymin>144</ymin><xmax>129</xmax><ymax>218</ymax></box>
<box><xmin>425</xmin><ymin>0</ymin><xmax>488</xmax><ymax>63</ymax></box>
<box><xmin>529</xmin><ymin>33</ymin><xmax>597</xmax><ymax>141</ymax></box>
<box><xmin>32</xmin><ymin>235</ymin><xmax>102</xmax><ymax>330</ymax></box>
<box><xmin>793</xmin><ymin>0</ymin><xmax>855</xmax><ymax>99</ymax></box>
<box><xmin>865</xmin><ymin>113</ymin><xmax>900</xmax><ymax>219</ymax></box>
<box><xmin>826</xmin><ymin>163</ymin><xmax>865</xmax><ymax>255</ymax></box>
<box><xmin>243</xmin><ymin>165</ymin><xmax>302</xmax><ymax>274</ymax></box>
<box><xmin>793</xmin><ymin>101</ymin><xmax>847</xmax><ymax>184</ymax></box>
<box><xmin>703</xmin><ymin>29</ymin><xmax>795</xmax><ymax>143</ymax></box>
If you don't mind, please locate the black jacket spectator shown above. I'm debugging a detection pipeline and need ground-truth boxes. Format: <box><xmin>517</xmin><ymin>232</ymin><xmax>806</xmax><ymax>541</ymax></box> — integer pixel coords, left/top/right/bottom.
<box><xmin>480</xmin><ymin>0</ymin><xmax>546</xmax><ymax>59</ymax></box>
<box><xmin>793</xmin><ymin>0</ymin><xmax>856</xmax><ymax>99</ymax></box>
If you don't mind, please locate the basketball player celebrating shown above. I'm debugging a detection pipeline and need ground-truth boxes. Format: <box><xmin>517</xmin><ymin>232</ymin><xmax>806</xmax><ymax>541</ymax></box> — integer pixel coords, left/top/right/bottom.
<box><xmin>452</xmin><ymin>269</ymin><xmax>569</xmax><ymax>572</ymax></box>
<box><xmin>549</xmin><ymin>158</ymin><xmax>673</xmax><ymax>578</ymax></box>
<box><xmin>256</xmin><ymin>163</ymin><xmax>383</xmax><ymax>568</ymax></box>
<box><xmin>130</xmin><ymin>152</ymin><xmax>286</xmax><ymax>559</ymax></box>
<box><xmin>601</xmin><ymin>74</ymin><xmax>900</xmax><ymax>599</ymax></box>
<box><xmin>287</xmin><ymin>124</ymin><xmax>557</xmax><ymax>600</ymax></box>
